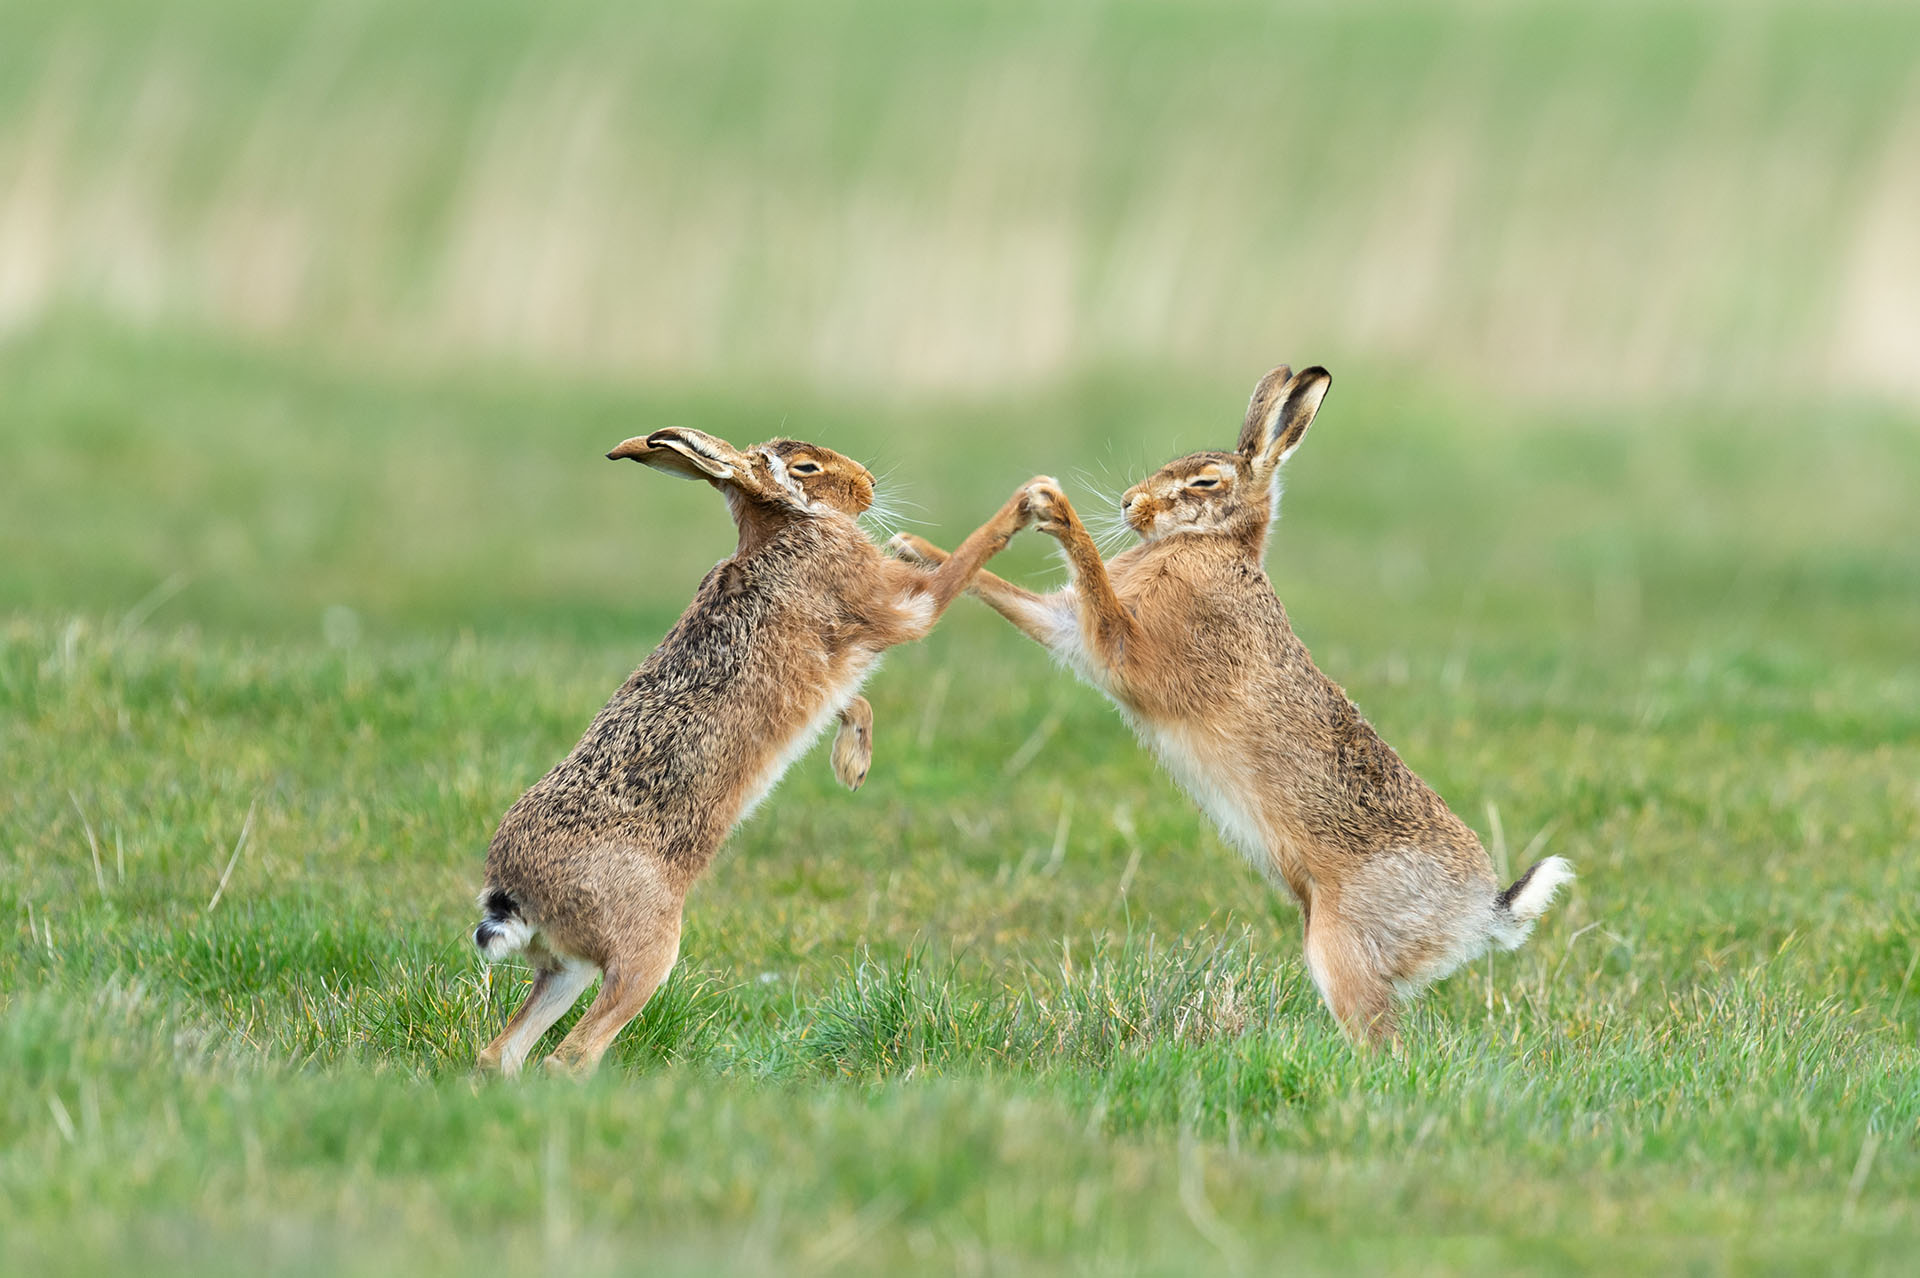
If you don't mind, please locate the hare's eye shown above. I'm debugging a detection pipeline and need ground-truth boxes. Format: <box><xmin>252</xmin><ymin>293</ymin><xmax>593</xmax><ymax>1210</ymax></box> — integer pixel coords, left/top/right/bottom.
<box><xmin>1189</xmin><ymin>477</ymin><xmax>1220</xmax><ymax>490</ymax></box>
<box><xmin>791</xmin><ymin>461</ymin><xmax>822</xmax><ymax>475</ymax></box>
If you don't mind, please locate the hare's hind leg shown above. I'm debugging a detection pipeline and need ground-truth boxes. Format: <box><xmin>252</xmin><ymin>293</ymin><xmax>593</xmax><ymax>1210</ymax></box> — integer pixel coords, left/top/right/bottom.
<box><xmin>544</xmin><ymin>910</ymin><xmax>684</xmax><ymax>1077</ymax></box>
<box><xmin>478</xmin><ymin>958</ymin><xmax>597</xmax><ymax>1077</ymax></box>
<box><xmin>1303</xmin><ymin>909</ymin><xmax>1399</xmax><ymax>1047</ymax></box>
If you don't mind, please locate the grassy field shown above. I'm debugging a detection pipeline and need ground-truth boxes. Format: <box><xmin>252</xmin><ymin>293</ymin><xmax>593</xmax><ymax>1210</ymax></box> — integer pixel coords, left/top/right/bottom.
<box><xmin>4</xmin><ymin>321</ymin><xmax>1918</xmax><ymax>1272</ymax></box>
<box><xmin>5</xmin><ymin>0</ymin><xmax>1920</xmax><ymax>1273</ymax></box>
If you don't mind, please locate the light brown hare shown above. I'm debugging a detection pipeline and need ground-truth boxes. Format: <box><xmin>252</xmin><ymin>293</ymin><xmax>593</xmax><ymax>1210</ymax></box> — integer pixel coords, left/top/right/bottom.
<box><xmin>474</xmin><ymin>427</ymin><xmax>1045</xmax><ymax>1076</ymax></box>
<box><xmin>893</xmin><ymin>366</ymin><xmax>1572</xmax><ymax>1044</ymax></box>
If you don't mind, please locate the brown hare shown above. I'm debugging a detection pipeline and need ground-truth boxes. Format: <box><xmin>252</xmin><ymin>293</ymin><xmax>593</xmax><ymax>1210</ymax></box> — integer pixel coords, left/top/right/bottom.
<box><xmin>474</xmin><ymin>427</ymin><xmax>1046</xmax><ymax>1076</ymax></box>
<box><xmin>893</xmin><ymin>366</ymin><xmax>1572</xmax><ymax>1045</ymax></box>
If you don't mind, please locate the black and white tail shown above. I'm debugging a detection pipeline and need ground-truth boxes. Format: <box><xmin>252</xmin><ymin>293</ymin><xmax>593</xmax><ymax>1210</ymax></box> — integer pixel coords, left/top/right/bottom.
<box><xmin>1490</xmin><ymin>856</ymin><xmax>1576</xmax><ymax>950</ymax></box>
<box><xmin>473</xmin><ymin>888</ymin><xmax>534</xmax><ymax>961</ymax></box>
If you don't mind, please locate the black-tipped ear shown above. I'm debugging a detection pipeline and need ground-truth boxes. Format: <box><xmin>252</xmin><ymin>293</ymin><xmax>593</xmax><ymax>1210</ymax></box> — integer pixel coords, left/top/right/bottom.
<box><xmin>1236</xmin><ymin>365</ymin><xmax>1293</xmax><ymax>456</ymax></box>
<box><xmin>1252</xmin><ymin>366</ymin><xmax>1331</xmax><ymax>476</ymax></box>
<box><xmin>605</xmin><ymin>434</ymin><xmax>706</xmax><ymax>482</ymax></box>
<box><xmin>608</xmin><ymin>427</ymin><xmax>744</xmax><ymax>482</ymax></box>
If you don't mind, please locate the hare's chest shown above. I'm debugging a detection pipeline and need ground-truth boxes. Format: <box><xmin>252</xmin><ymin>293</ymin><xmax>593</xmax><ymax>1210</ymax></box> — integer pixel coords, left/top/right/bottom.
<box><xmin>1133</xmin><ymin>718</ymin><xmax>1274</xmax><ymax>868</ymax></box>
<box><xmin>1044</xmin><ymin>587</ymin><xmax>1126</xmax><ymax>690</ymax></box>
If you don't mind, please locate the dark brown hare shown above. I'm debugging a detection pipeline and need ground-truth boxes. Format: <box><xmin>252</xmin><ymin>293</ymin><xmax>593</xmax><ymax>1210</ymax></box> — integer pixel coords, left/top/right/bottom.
<box><xmin>474</xmin><ymin>427</ymin><xmax>1050</xmax><ymax>1075</ymax></box>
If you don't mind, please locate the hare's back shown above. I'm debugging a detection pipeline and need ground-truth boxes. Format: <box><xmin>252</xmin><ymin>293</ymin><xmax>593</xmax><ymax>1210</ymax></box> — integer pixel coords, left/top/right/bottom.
<box><xmin>488</xmin><ymin>558</ymin><xmax>814</xmax><ymax>865</ymax></box>
<box><xmin>574</xmin><ymin>561</ymin><xmax>835</xmax><ymax>810</ymax></box>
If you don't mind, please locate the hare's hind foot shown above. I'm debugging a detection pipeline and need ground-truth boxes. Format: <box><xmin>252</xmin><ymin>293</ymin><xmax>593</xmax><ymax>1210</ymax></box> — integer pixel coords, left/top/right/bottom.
<box><xmin>542</xmin><ymin>918</ymin><xmax>684</xmax><ymax>1078</ymax></box>
<box><xmin>476</xmin><ymin>958</ymin><xmax>597</xmax><ymax>1078</ymax></box>
<box><xmin>1303</xmin><ymin>911</ymin><xmax>1400</xmax><ymax>1048</ymax></box>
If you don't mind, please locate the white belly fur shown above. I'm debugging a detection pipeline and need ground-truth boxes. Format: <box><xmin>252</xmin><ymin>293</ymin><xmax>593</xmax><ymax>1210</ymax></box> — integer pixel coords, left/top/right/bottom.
<box><xmin>1134</xmin><ymin>717</ymin><xmax>1277</xmax><ymax>877</ymax></box>
<box><xmin>733</xmin><ymin>654</ymin><xmax>879</xmax><ymax>826</ymax></box>
<box><xmin>1045</xmin><ymin>593</ymin><xmax>1290</xmax><ymax>892</ymax></box>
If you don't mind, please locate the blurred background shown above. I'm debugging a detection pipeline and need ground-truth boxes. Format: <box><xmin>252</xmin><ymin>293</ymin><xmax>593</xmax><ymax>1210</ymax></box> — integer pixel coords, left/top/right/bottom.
<box><xmin>2</xmin><ymin>0</ymin><xmax>1915</xmax><ymax>653</ymax></box>
<box><xmin>5</xmin><ymin>0</ymin><xmax>1920</xmax><ymax>394</ymax></box>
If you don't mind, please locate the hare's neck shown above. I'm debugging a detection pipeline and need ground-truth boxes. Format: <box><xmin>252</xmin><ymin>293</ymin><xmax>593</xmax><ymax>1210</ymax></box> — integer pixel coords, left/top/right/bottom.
<box><xmin>734</xmin><ymin>503</ymin><xmax>856</xmax><ymax>561</ymax></box>
<box><xmin>1123</xmin><ymin>529</ymin><xmax>1262</xmax><ymax>574</ymax></box>
<box><xmin>727</xmin><ymin>501</ymin><xmax>802</xmax><ymax>558</ymax></box>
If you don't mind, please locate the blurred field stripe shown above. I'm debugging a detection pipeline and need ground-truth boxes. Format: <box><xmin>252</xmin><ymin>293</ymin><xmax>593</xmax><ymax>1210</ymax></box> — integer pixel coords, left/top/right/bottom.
<box><xmin>1</xmin><ymin>0</ymin><xmax>1917</xmax><ymax>398</ymax></box>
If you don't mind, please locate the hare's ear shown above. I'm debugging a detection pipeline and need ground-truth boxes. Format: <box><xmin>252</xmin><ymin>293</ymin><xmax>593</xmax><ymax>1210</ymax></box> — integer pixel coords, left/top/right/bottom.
<box><xmin>1236</xmin><ymin>365</ymin><xmax>1293</xmax><ymax>455</ymax></box>
<box><xmin>1244</xmin><ymin>366</ymin><xmax>1331</xmax><ymax>479</ymax></box>
<box><xmin>607</xmin><ymin>428</ymin><xmax>745</xmax><ymax>483</ymax></box>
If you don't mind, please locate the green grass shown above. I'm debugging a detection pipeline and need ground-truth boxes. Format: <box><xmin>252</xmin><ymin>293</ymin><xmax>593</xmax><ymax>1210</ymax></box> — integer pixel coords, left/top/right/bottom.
<box><xmin>3</xmin><ymin>321</ymin><xmax>1918</xmax><ymax>1273</ymax></box>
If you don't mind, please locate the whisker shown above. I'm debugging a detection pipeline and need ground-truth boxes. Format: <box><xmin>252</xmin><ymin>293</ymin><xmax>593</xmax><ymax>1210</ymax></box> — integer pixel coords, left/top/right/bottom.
<box><xmin>1091</xmin><ymin>518</ymin><xmax>1134</xmax><ymax>554</ymax></box>
<box><xmin>1065</xmin><ymin>464</ymin><xmax>1139</xmax><ymax>556</ymax></box>
<box><xmin>858</xmin><ymin>486</ymin><xmax>936</xmax><ymax>543</ymax></box>
<box><xmin>867</xmin><ymin>467</ymin><xmax>923</xmax><ymax>506</ymax></box>
<box><xmin>858</xmin><ymin>460</ymin><xmax>930</xmax><ymax>543</ymax></box>
<box><xmin>860</xmin><ymin>513</ymin><xmax>929</xmax><ymax>541</ymax></box>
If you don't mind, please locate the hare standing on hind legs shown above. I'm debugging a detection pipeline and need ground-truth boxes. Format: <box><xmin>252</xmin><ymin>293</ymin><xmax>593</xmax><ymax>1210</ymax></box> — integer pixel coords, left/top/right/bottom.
<box><xmin>893</xmin><ymin>366</ymin><xmax>1573</xmax><ymax>1045</ymax></box>
<box><xmin>473</xmin><ymin>427</ymin><xmax>1044</xmax><ymax>1077</ymax></box>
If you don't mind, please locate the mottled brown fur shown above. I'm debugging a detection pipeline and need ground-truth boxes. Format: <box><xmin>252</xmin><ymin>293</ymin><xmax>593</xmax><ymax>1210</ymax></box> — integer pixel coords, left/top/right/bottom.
<box><xmin>475</xmin><ymin>427</ymin><xmax>1046</xmax><ymax>1075</ymax></box>
<box><xmin>894</xmin><ymin>366</ymin><xmax>1572</xmax><ymax>1045</ymax></box>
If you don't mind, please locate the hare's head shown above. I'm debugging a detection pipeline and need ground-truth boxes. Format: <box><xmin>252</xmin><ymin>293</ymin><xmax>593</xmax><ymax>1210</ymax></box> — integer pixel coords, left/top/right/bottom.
<box><xmin>756</xmin><ymin>438</ymin><xmax>876</xmax><ymax>516</ymax></box>
<box><xmin>608</xmin><ymin>429</ymin><xmax>875</xmax><ymax>518</ymax></box>
<box><xmin>1119</xmin><ymin>365</ymin><xmax>1330</xmax><ymax>546</ymax></box>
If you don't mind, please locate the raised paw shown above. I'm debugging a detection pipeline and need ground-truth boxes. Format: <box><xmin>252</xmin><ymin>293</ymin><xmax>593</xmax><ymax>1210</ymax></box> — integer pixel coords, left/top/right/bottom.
<box><xmin>1021</xmin><ymin>476</ymin><xmax>1070</xmax><ymax>534</ymax></box>
<box><xmin>886</xmin><ymin>533</ymin><xmax>946</xmax><ymax>567</ymax></box>
<box><xmin>831</xmin><ymin>697</ymin><xmax>874</xmax><ymax>791</ymax></box>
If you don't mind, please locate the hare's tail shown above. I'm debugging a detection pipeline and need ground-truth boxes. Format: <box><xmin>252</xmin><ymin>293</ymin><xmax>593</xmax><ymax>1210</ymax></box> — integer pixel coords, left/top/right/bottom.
<box><xmin>473</xmin><ymin>887</ymin><xmax>534</xmax><ymax>961</ymax></box>
<box><xmin>1489</xmin><ymin>856</ymin><xmax>1576</xmax><ymax>951</ymax></box>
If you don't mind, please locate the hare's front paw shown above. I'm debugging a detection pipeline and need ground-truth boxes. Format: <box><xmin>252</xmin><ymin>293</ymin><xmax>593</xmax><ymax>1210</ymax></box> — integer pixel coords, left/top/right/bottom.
<box><xmin>1022</xmin><ymin>476</ymin><xmax>1069</xmax><ymax>534</ymax></box>
<box><xmin>831</xmin><ymin>709</ymin><xmax>872</xmax><ymax>792</ymax></box>
<box><xmin>887</xmin><ymin>533</ymin><xmax>943</xmax><ymax>566</ymax></box>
